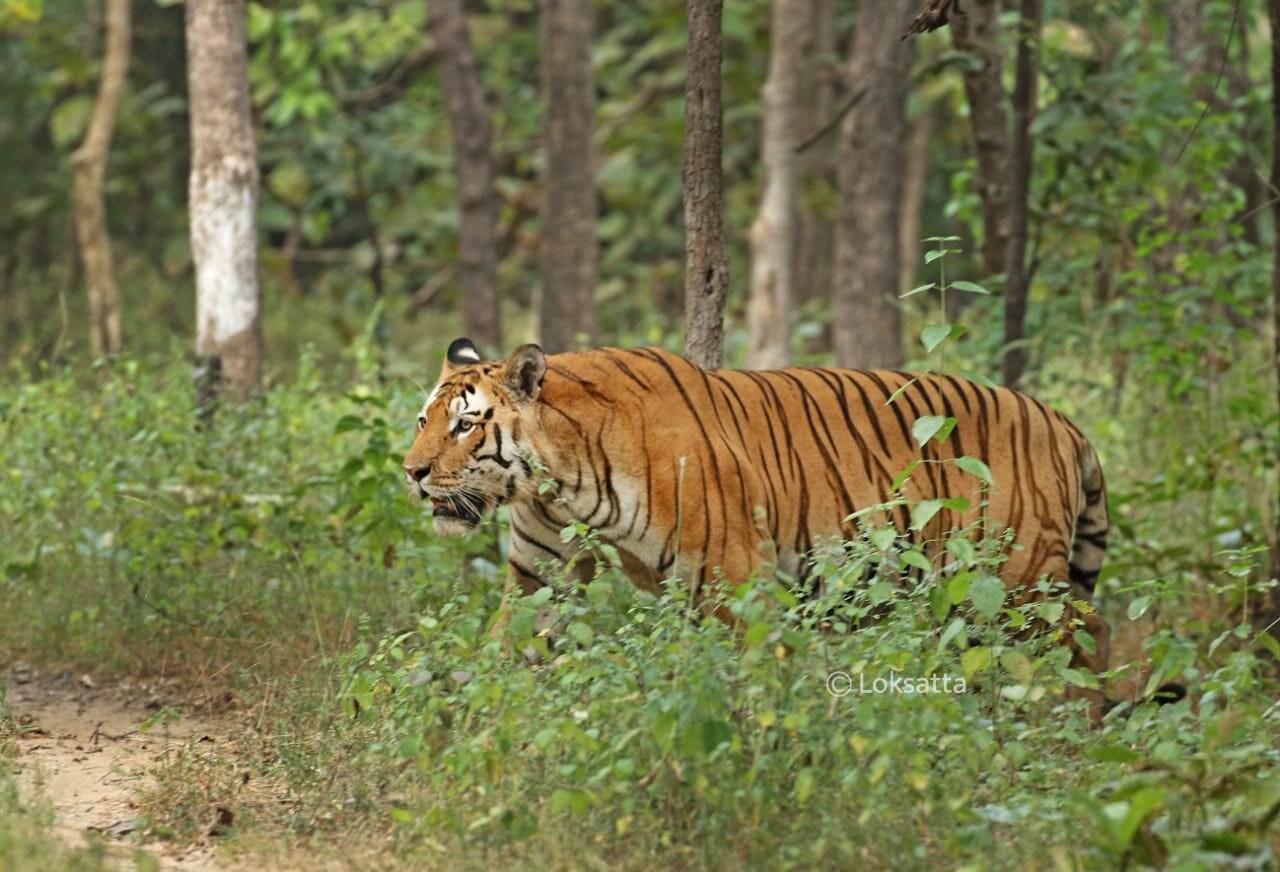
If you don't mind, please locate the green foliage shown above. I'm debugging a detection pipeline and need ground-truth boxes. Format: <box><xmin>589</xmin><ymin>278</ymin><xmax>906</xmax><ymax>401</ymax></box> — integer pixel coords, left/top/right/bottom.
<box><xmin>337</xmin><ymin>511</ymin><xmax>1279</xmax><ymax>867</ymax></box>
<box><xmin>2</xmin><ymin>350</ymin><xmax>1277</xmax><ymax>866</ymax></box>
<box><xmin>3</xmin><ymin>2</ymin><xmax>1280</xmax><ymax>866</ymax></box>
<box><xmin>0</xmin><ymin>348</ymin><xmax>457</xmax><ymax>674</ymax></box>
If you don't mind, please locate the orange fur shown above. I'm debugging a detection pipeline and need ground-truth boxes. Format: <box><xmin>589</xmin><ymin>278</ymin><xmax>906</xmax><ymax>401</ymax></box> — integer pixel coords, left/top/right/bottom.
<box><xmin>403</xmin><ymin>342</ymin><xmax>1111</xmax><ymax>689</ymax></box>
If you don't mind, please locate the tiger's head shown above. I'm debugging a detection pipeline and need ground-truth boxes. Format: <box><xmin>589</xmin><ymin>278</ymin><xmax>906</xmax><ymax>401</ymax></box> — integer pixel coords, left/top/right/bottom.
<box><xmin>402</xmin><ymin>338</ymin><xmax>547</xmax><ymax>536</ymax></box>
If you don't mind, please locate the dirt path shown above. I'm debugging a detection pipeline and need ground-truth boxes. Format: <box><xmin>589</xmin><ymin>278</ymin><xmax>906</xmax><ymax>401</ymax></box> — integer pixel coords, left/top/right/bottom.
<box><xmin>8</xmin><ymin>669</ymin><xmax>230</xmax><ymax>870</ymax></box>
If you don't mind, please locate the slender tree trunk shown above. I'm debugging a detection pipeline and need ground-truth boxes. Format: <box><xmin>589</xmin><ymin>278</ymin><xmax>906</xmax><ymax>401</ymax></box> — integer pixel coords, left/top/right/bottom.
<box><xmin>792</xmin><ymin>0</ymin><xmax>836</xmax><ymax>355</ymax></box>
<box><xmin>538</xmin><ymin>0</ymin><xmax>597</xmax><ymax>354</ymax></box>
<box><xmin>952</xmin><ymin>0</ymin><xmax>1010</xmax><ymax>280</ymax></box>
<box><xmin>1001</xmin><ymin>0</ymin><xmax>1040</xmax><ymax>387</ymax></box>
<box><xmin>833</xmin><ymin>0</ymin><xmax>917</xmax><ymax>370</ymax></box>
<box><xmin>431</xmin><ymin>0</ymin><xmax>501</xmax><ymax>354</ymax></box>
<box><xmin>746</xmin><ymin>0</ymin><xmax>805</xmax><ymax>370</ymax></box>
<box><xmin>72</xmin><ymin>0</ymin><xmax>130</xmax><ymax>357</ymax></box>
<box><xmin>186</xmin><ymin>0</ymin><xmax>262</xmax><ymax>399</ymax></box>
<box><xmin>898</xmin><ymin>105</ymin><xmax>932</xmax><ymax>293</ymax></box>
<box><xmin>1268</xmin><ymin>0</ymin><xmax>1280</xmax><ymax>641</ymax></box>
<box><xmin>682</xmin><ymin>0</ymin><xmax>730</xmax><ymax>370</ymax></box>
<box><xmin>1228</xmin><ymin>24</ymin><xmax>1262</xmax><ymax>247</ymax></box>
<box><xmin>1164</xmin><ymin>2</ymin><xmax>1224</xmax><ymax>248</ymax></box>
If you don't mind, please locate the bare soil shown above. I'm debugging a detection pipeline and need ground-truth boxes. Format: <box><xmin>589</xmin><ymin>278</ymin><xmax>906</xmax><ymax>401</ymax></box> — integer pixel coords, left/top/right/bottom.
<box><xmin>8</xmin><ymin>669</ymin><xmax>230</xmax><ymax>870</ymax></box>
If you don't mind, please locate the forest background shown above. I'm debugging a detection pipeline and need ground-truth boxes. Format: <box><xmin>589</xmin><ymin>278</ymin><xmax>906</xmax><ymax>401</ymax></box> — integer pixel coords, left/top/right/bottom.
<box><xmin>2</xmin><ymin>0</ymin><xmax>1280</xmax><ymax>869</ymax></box>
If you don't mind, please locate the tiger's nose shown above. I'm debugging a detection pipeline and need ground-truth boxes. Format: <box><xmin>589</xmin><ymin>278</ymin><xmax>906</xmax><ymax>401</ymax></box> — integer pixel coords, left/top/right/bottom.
<box><xmin>403</xmin><ymin>461</ymin><xmax>431</xmax><ymax>482</ymax></box>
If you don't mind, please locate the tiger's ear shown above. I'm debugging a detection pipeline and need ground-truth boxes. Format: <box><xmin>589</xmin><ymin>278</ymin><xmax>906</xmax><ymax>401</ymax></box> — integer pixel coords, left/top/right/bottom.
<box><xmin>441</xmin><ymin>337</ymin><xmax>483</xmax><ymax>375</ymax></box>
<box><xmin>502</xmin><ymin>344</ymin><xmax>546</xmax><ymax>403</ymax></box>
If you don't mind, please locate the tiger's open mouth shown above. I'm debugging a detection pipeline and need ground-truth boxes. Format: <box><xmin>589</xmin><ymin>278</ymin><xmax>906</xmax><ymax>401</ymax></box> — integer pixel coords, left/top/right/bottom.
<box><xmin>430</xmin><ymin>494</ymin><xmax>484</xmax><ymax>527</ymax></box>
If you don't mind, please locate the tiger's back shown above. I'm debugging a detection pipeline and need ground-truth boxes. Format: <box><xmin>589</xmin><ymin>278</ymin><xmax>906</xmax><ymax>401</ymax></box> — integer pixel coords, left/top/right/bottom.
<box><xmin>534</xmin><ymin>347</ymin><xmax>1105</xmax><ymax>599</ymax></box>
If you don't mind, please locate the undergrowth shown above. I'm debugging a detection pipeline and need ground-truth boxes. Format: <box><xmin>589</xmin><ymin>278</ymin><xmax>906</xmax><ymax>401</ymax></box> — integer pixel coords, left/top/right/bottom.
<box><xmin>2</xmin><ymin>351</ymin><xmax>1279</xmax><ymax>869</ymax></box>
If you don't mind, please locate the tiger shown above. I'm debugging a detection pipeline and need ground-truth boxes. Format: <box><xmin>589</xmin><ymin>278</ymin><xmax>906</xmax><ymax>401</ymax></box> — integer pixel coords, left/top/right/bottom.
<box><xmin>402</xmin><ymin>337</ymin><xmax>1114</xmax><ymax>707</ymax></box>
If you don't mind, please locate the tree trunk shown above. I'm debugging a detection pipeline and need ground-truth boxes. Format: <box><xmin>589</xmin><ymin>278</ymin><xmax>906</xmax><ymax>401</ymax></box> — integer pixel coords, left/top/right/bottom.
<box><xmin>186</xmin><ymin>0</ymin><xmax>262</xmax><ymax>399</ymax></box>
<box><xmin>746</xmin><ymin>0</ymin><xmax>805</xmax><ymax>370</ymax></box>
<box><xmin>792</xmin><ymin>0</ymin><xmax>836</xmax><ymax>355</ymax></box>
<box><xmin>72</xmin><ymin>0</ymin><xmax>130</xmax><ymax>357</ymax></box>
<box><xmin>682</xmin><ymin>0</ymin><xmax>730</xmax><ymax>370</ymax></box>
<box><xmin>898</xmin><ymin>105</ymin><xmax>932</xmax><ymax>294</ymax></box>
<box><xmin>538</xmin><ymin>0</ymin><xmax>597</xmax><ymax>354</ymax></box>
<box><xmin>952</xmin><ymin>0</ymin><xmax>1011</xmax><ymax>280</ymax></box>
<box><xmin>833</xmin><ymin>0</ymin><xmax>917</xmax><ymax>370</ymax></box>
<box><xmin>431</xmin><ymin>0</ymin><xmax>501</xmax><ymax>354</ymax></box>
<box><xmin>1268</xmin><ymin>0</ymin><xmax>1280</xmax><ymax>643</ymax></box>
<box><xmin>1001</xmin><ymin>0</ymin><xmax>1040</xmax><ymax>387</ymax></box>
<box><xmin>1164</xmin><ymin>2</ymin><xmax>1224</xmax><ymax>245</ymax></box>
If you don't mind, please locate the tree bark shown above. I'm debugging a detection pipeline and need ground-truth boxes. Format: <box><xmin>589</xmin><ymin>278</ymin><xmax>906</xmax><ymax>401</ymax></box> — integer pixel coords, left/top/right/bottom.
<box><xmin>1268</xmin><ymin>0</ymin><xmax>1280</xmax><ymax>642</ymax></box>
<box><xmin>899</xmin><ymin>105</ymin><xmax>933</xmax><ymax>295</ymax></box>
<box><xmin>1001</xmin><ymin>0</ymin><xmax>1040</xmax><ymax>387</ymax></box>
<box><xmin>952</xmin><ymin>0</ymin><xmax>1011</xmax><ymax>280</ymax></box>
<box><xmin>682</xmin><ymin>0</ymin><xmax>730</xmax><ymax>370</ymax></box>
<box><xmin>833</xmin><ymin>0</ymin><xmax>917</xmax><ymax>370</ymax></box>
<box><xmin>186</xmin><ymin>0</ymin><xmax>262</xmax><ymax>399</ymax></box>
<box><xmin>746</xmin><ymin>0</ymin><xmax>806</xmax><ymax>370</ymax></box>
<box><xmin>792</xmin><ymin>0</ymin><xmax>836</xmax><ymax>355</ymax></box>
<box><xmin>431</xmin><ymin>0</ymin><xmax>501</xmax><ymax>354</ymax></box>
<box><xmin>538</xmin><ymin>0</ymin><xmax>597</xmax><ymax>354</ymax></box>
<box><xmin>72</xmin><ymin>0</ymin><xmax>130</xmax><ymax>357</ymax></box>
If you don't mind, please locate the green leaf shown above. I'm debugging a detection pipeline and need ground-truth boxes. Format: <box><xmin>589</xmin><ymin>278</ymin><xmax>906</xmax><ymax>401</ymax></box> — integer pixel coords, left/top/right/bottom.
<box><xmin>886</xmin><ymin>377</ymin><xmax>918</xmax><ymax>405</ymax></box>
<box><xmin>1073</xmin><ymin>629</ymin><xmax>1097</xmax><ymax>655</ymax></box>
<box><xmin>950</xmin><ymin>280</ymin><xmax>991</xmax><ymax>295</ymax></box>
<box><xmin>868</xmin><ymin>582</ymin><xmax>895</xmax><ymax>604</ymax></box>
<box><xmin>921</xmin><ymin>324</ymin><xmax>952</xmax><ymax>354</ymax></box>
<box><xmin>49</xmin><ymin>96</ymin><xmax>93</xmax><ymax>148</ymax></box>
<box><xmin>901</xmin><ymin>549</ymin><xmax>933</xmax><ymax>572</ymax></box>
<box><xmin>743</xmin><ymin>622</ymin><xmax>769</xmax><ymax>647</ymax></box>
<box><xmin>1000</xmin><ymin>649</ymin><xmax>1033</xmax><ymax>682</ymax></box>
<box><xmin>947</xmin><ymin>572</ymin><xmax>974</xmax><ymax>603</ymax></box>
<box><xmin>911</xmin><ymin>499</ymin><xmax>944</xmax><ymax>531</ymax></box>
<box><xmin>1087</xmin><ymin>745</ymin><xmax>1142</xmax><ymax>763</ymax></box>
<box><xmin>795</xmin><ymin>767</ymin><xmax>816</xmax><ymax>803</ymax></box>
<box><xmin>957</xmin><ymin>369</ymin><xmax>1000</xmax><ymax>389</ymax></box>
<box><xmin>940</xmin><ymin>496</ymin><xmax>971</xmax><ymax>514</ymax></box>
<box><xmin>1127</xmin><ymin>596</ymin><xmax>1152</xmax><ymax>621</ymax></box>
<box><xmin>1117</xmin><ymin>789</ymin><xmax>1165</xmax><ymax>847</ymax></box>
<box><xmin>969</xmin><ymin>575</ymin><xmax>1005</xmax><ymax>618</ymax></box>
<box><xmin>900</xmin><ymin>282</ymin><xmax>938</xmax><ymax>299</ymax></box>
<box><xmin>334</xmin><ymin>414</ymin><xmax>365</xmax><ymax>434</ymax></box>
<box><xmin>912</xmin><ymin>415</ymin><xmax>949</xmax><ymax>447</ymax></box>
<box><xmin>567</xmin><ymin>621</ymin><xmax>594</xmax><ymax>646</ymax></box>
<box><xmin>1061</xmin><ymin>667</ymin><xmax>1098</xmax><ymax>689</ymax></box>
<box><xmin>891</xmin><ymin>460</ymin><xmax>921</xmax><ymax>492</ymax></box>
<box><xmin>953</xmin><ymin>455</ymin><xmax>994</xmax><ymax>484</ymax></box>
<box><xmin>652</xmin><ymin>710</ymin><xmax>677</xmax><ymax>753</ymax></box>
<box><xmin>961</xmin><ymin>646</ymin><xmax>992</xmax><ymax>676</ymax></box>
<box><xmin>924</xmin><ymin>249</ymin><xmax>948</xmax><ymax>264</ymax></box>
<box><xmin>869</xmin><ymin>527</ymin><xmax>898</xmax><ymax>552</ymax></box>
<box><xmin>939</xmin><ymin>617</ymin><xmax>966</xmax><ymax>650</ymax></box>
<box><xmin>1257</xmin><ymin>631</ymin><xmax>1280</xmax><ymax>660</ymax></box>
<box><xmin>928</xmin><ymin>584</ymin><xmax>951</xmax><ymax>622</ymax></box>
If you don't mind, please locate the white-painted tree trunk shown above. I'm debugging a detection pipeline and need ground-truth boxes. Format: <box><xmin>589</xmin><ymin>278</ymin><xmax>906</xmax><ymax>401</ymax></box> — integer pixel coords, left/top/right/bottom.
<box><xmin>747</xmin><ymin>0</ymin><xmax>806</xmax><ymax>370</ymax></box>
<box><xmin>186</xmin><ymin>0</ymin><xmax>261</xmax><ymax>398</ymax></box>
